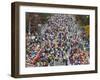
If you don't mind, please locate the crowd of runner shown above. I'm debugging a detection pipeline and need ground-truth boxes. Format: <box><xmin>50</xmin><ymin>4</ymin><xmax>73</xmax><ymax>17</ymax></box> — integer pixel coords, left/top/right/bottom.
<box><xmin>26</xmin><ymin>14</ymin><xmax>89</xmax><ymax>67</ymax></box>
